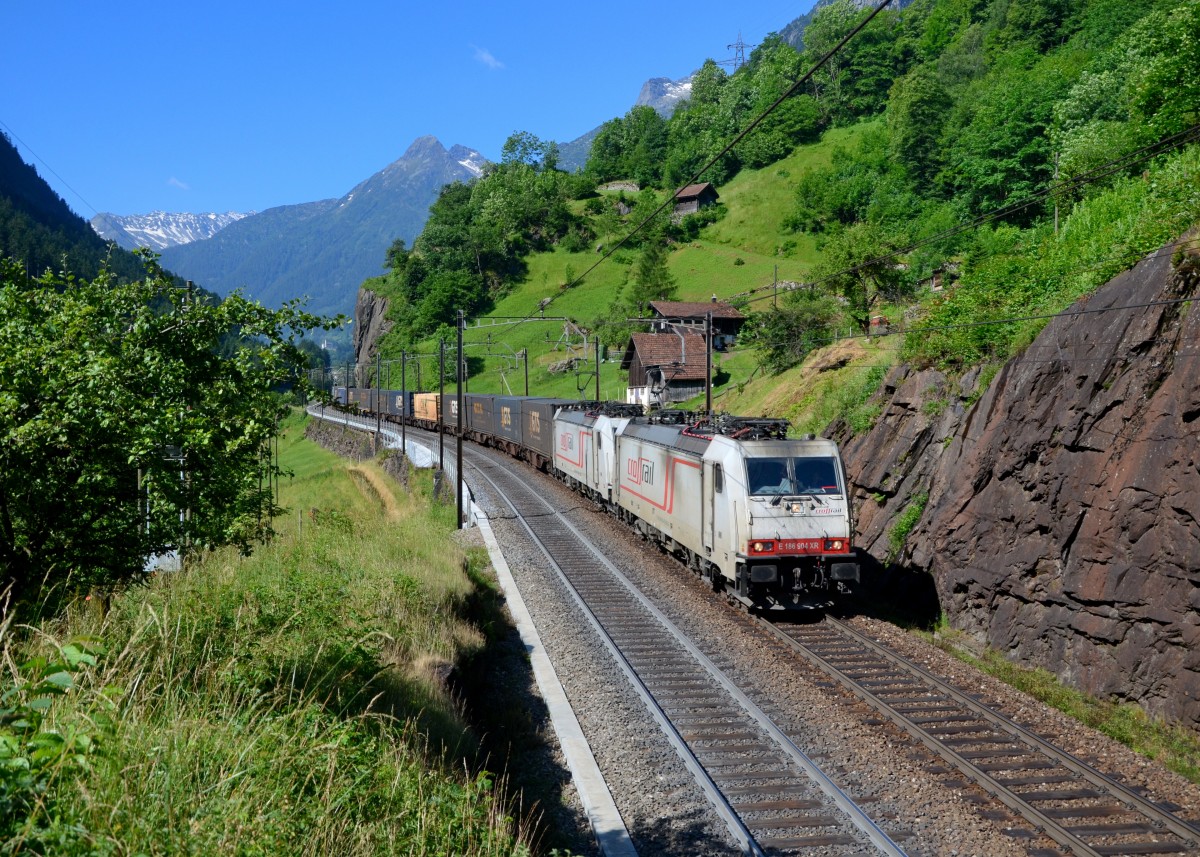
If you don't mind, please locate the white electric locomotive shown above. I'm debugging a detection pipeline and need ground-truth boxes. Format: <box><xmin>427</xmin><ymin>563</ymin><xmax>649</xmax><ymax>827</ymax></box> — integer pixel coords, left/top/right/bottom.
<box><xmin>605</xmin><ymin>411</ymin><xmax>858</xmax><ymax>610</ymax></box>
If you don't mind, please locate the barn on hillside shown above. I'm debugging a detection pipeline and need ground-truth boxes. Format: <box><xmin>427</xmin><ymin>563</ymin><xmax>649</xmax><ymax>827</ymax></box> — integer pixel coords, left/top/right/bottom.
<box><xmin>672</xmin><ymin>182</ymin><xmax>719</xmax><ymax>218</ymax></box>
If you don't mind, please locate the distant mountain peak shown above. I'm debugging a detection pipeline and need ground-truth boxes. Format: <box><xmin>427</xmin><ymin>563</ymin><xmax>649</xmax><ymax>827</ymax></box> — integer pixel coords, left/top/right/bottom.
<box><xmin>156</xmin><ymin>136</ymin><xmax>487</xmax><ymax>318</ymax></box>
<box><xmin>402</xmin><ymin>135</ymin><xmax>445</xmax><ymax>158</ymax></box>
<box><xmin>91</xmin><ymin>210</ymin><xmax>251</xmax><ymax>251</ymax></box>
<box><xmin>635</xmin><ymin>76</ymin><xmax>694</xmax><ymax>116</ymax></box>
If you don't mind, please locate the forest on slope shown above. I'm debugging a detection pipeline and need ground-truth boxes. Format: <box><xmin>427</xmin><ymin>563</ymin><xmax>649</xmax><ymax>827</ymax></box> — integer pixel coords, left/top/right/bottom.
<box><xmin>0</xmin><ymin>132</ymin><xmax>154</xmax><ymax>285</ymax></box>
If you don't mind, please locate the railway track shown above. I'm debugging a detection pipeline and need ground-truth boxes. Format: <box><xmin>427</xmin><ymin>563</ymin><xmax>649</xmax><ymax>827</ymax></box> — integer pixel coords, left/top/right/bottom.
<box><xmin>313</xmin><ymin>410</ymin><xmax>1200</xmax><ymax>855</ymax></box>
<box><xmin>765</xmin><ymin>617</ymin><xmax>1200</xmax><ymax>857</ymax></box>
<box><xmin>464</xmin><ymin>447</ymin><xmax>910</xmax><ymax>856</ymax></box>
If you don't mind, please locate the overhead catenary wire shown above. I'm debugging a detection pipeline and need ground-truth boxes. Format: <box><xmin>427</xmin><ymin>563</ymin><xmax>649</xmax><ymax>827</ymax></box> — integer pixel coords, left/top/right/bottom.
<box><xmin>498</xmin><ymin>9</ymin><xmax>1198</xmax><ymax>369</ymax></box>
<box><xmin>739</xmin><ymin>235</ymin><xmax>1200</xmax><ymax>349</ymax></box>
<box><xmin>374</xmin><ymin>5</ymin><xmax>1200</xmax><ymax>395</ymax></box>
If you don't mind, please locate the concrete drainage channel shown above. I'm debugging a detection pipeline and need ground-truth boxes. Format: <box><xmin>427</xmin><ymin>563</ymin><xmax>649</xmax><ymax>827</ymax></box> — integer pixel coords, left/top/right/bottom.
<box><xmin>307</xmin><ymin>408</ymin><xmax>636</xmax><ymax>855</ymax></box>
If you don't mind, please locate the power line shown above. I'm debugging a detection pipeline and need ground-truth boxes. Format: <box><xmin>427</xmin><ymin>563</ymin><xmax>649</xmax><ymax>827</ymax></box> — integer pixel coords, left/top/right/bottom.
<box><xmin>741</xmin><ymin>236</ymin><xmax>1200</xmax><ymax>349</ymax></box>
<box><xmin>460</xmin><ymin>234</ymin><xmax>1198</xmax><ymax>399</ymax></box>
<box><xmin>744</xmin><ymin>234</ymin><xmax>1200</xmax><ymax>317</ymax></box>
<box><xmin>735</xmin><ymin>123</ymin><xmax>1200</xmax><ymax>307</ymax></box>
<box><xmin>0</xmin><ymin>119</ymin><xmax>102</xmax><ymax>219</ymax></box>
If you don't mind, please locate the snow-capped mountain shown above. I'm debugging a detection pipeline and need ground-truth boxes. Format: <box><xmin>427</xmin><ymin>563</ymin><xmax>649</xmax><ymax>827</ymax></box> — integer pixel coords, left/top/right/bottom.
<box><xmin>635</xmin><ymin>76</ymin><xmax>694</xmax><ymax>117</ymax></box>
<box><xmin>90</xmin><ymin>210</ymin><xmax>250</xmax><ymax>251</ymax></box>
<box><xmin>455</xmin><ymin>147</ymin><xmax>487</xmax><ymax>177</ymax></box>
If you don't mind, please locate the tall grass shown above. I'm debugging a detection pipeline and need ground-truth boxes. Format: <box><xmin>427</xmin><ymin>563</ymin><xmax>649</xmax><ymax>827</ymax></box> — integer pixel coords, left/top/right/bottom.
<box><xmin>0</xmin><ymin>414</ymin><xmax>535</xmax><ymax>855</ymax></box>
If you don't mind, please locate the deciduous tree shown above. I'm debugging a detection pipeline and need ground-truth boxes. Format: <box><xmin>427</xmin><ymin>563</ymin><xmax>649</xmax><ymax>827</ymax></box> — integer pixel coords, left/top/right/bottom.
<box><xmin>0</xmin><ymin>256</ymin><xmax>338</xmax><ymax>615</ymax></box>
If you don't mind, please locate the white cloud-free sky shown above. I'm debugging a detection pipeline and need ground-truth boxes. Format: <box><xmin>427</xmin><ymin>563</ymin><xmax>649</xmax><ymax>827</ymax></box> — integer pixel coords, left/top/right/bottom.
<box><xmin>1</xmin><ymin>1</ymin><xmax>813</xmax><ymax>218</ymax></box>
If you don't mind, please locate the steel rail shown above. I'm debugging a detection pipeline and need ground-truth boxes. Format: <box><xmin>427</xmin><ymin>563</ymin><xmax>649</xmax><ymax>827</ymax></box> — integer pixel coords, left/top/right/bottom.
<box><xmin>467</xmin><ymin>456</ymin><xmax>765</xmax><ymax>856</ymax></box>
<box><xmin>762</xmin><ymin>616</ymin><xmax>1200</xmax><ymax>857</ymax></box>
<box><xmin>825</xmin><ymin>617</ymin><xmax>1200</xmax><ymax>845</ymax></box>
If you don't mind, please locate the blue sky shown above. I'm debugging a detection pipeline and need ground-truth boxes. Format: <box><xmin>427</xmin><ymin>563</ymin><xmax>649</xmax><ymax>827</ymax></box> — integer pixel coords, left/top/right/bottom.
<box><xmin>2</xmin><ymin>2</ymin><xmax>813</xmax><ymax>219</ymax></box>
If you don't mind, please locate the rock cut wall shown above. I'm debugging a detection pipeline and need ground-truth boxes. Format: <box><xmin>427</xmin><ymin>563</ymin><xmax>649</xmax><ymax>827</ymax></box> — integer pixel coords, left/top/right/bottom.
<box><xmin>837</xmin><ymin>235</ymin><xmax>1200</xmax><ymax>726</ymax></box>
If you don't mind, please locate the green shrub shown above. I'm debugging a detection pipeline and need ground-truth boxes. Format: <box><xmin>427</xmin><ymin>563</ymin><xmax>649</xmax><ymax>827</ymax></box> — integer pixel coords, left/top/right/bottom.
<box><xmin>0</xmin><ymin>426</ymin><xmax>533</xmax><ymax>856</ymax></box>
<box><xmin>887</xmin><ymin>491</ymin><xmax>929</xmax><ymax>562</ymax></box>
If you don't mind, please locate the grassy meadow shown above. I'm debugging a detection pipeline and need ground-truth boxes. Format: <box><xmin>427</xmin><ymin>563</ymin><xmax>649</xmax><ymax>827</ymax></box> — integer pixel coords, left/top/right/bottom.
<box><xmin>0</xmin><ymin>412</ymin><xmax>556</xmax><ymax>856</ymax></box>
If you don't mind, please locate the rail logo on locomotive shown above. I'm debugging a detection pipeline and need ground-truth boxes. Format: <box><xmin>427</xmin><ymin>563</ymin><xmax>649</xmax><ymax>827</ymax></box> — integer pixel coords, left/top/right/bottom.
<box><xmin>626</xmin><ymin>457</ymin><xmax>655</xmax><ymax>486</ymax></box>
<box><xmin>559</xmin><ymin>432</ymin><xmax>575</xmax><ymax>452</ymax></box>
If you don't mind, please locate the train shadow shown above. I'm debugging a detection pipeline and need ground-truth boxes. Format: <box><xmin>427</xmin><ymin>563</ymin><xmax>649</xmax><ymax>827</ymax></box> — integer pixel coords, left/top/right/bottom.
<box><xmin>837</xmin><ymin>549</ymin><xmax>942</xmax><ymax>629</ymax></box>
<box><xmin>627</xmin><ymin>811</ymin><xmax>745</xmax><ymax>857</ymax></box>
<box><xmin>454</xmin><ymin>564</ymin><xmax>596</xmax><ymax>856</ymax></box>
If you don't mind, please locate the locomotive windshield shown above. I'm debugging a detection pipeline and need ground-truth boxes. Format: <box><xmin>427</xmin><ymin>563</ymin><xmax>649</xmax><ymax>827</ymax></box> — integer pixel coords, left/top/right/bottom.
<box><xmin>746</xmin><ymin>456</ymin><xmax>842</xmax><ymax>496</ymax></box>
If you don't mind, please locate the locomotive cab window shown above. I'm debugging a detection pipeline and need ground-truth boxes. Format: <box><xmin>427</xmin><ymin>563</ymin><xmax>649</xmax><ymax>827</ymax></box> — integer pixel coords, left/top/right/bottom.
<box><xmin>746</xmin><ymin>456</ymin><xmax>842</xmax><ymax>496</ymax></box>
<box><xmin>792</xmin><ymin>457</ymin><xmax>841</xmax><ymax>495</ymax></box>
<box><xmin>714</xmin><ymin>463</ymin><xmax>724</xmax><ymax>493</ymax></box>
<box><xmin>746</xmin><ymin>457</ymin><xmax>790</xmax><ymax>495</ymax></box>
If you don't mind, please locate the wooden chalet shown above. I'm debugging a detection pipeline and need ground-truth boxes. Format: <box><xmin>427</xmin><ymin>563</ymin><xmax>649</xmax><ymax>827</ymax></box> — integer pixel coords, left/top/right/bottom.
<box><xmin>620</xmin><ymin>331</ymin><xmax>709</xmax><ymax>408</ymax></box>
<box><xmin>672</xmin><ymin>182</ymin><xmax>719</xmax><ymax>218</ymax></box>
<box><xmin>648</xmin><ymin>299</ymin><xmax>745</xmax><ymax>350</ymax></box>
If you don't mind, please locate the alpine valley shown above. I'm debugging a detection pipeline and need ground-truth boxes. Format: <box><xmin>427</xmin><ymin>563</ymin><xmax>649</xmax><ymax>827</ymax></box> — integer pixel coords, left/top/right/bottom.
<box><xmin>87</xmin><ymin>67</ymin><xmax>734</xmax><ymax>321</ymax></box>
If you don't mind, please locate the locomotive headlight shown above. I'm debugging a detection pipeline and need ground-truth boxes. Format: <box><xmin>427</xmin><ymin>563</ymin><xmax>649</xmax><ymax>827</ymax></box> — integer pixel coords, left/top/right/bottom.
<box><xmin>824</xmin><ymin>538</ymin><xmax>845</xmax><ymax>551</ymax></box>
<box><xmin>752</xmin><ymin>540</ymin><xmax>775</xmax><ymax>554</ymax></box>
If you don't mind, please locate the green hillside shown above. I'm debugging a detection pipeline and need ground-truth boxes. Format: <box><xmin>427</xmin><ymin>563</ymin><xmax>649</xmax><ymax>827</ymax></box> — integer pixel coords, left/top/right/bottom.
<box><xmin>368</xmin><ymin>122</ymin><xmax>877</xmax><ymax>403</ymax></box>
<box><xmin>363</xmin><ymin>0</ymin><xmax>1200</xmax><ymax>434</ymax></box>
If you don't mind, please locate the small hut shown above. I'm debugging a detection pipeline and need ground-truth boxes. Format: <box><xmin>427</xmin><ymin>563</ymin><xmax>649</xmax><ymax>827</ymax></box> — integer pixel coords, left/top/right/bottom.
<box><xmin>672</xmin><ymin>182</ymin><xmax>719</xmax><ymax>218</ymax></box>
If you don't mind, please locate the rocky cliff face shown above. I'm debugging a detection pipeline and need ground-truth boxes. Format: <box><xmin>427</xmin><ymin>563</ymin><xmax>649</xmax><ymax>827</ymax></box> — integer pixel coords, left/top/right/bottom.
<box><xmin>353</xmin><ymin>287</ymin><xmax>391</xmax><ymax>367</ymax></box>
<box><xmin>835</xmin><ymin>235</ymin><xmax>1200</xmax><ymax>726</ymax></box>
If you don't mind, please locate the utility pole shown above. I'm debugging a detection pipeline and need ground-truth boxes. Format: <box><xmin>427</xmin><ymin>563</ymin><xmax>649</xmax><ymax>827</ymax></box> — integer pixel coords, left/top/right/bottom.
<box><xmin>706</xmin><ymin>311</ymin><xmax>713</xmax><ymax>416</ymax></box>
<box><xmin>523</xmin><ymin>348</ymin><xmax>529</xmax><ymax>396</ymax></box>
<box><xmin>1054</xmin><ymin>151</ymin><xmax>1060</xmax><ymax>236</ymax></box>
<box><xmin>595</xmin><ymin>336</ymin><xmax>601</xmax><ymax>401</ymax></box>
<box><xmin>439</xmin><ymin>340</ymin><xmax>446</xmax><ymax>472</ymax></box>
<box><xmin>456</xmin><ymin>310</ymin><xmax>464</xmax><ymax>530</ymax></box>
<box><xmin>401</xmin><ymin>351</ymin><xmax>407</xmax><ymax>456</ymax></box>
